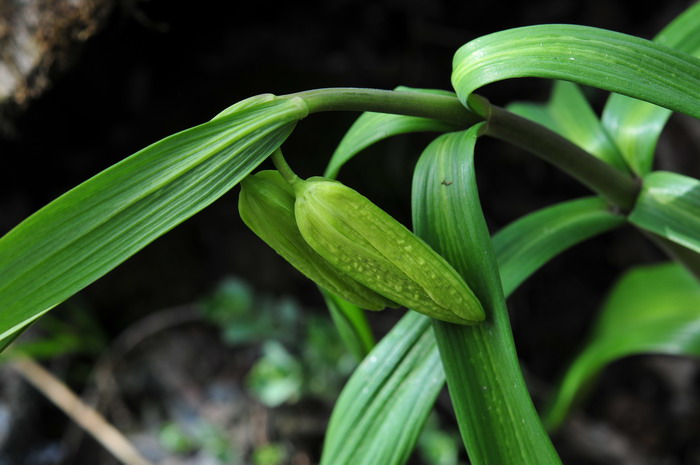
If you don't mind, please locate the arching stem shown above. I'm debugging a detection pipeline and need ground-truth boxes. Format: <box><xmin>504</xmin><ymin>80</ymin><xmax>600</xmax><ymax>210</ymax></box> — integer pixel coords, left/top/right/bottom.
<box><xmin>271</xmin><ymin>148</ymin><xmax>302</xmax><ymax>187</ymax></box>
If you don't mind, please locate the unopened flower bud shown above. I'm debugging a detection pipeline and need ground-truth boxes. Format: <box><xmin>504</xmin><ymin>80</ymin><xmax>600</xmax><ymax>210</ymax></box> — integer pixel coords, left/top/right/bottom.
<box><xmin>238</xmin><ymin>170</ymin><xmax>397</xmax><ymax>310</ymax></box>
<box><xmin>294</xmin><ymin>177</ymin><xmax>484</xmax><ymax>325</ymax></box>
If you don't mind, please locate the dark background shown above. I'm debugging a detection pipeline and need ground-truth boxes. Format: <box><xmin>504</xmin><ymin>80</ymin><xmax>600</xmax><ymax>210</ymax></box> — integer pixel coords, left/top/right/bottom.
<box><xmin>1</xmin><ymin>1</ymin><xmax>699</xmax><ymax>464</ymax></box>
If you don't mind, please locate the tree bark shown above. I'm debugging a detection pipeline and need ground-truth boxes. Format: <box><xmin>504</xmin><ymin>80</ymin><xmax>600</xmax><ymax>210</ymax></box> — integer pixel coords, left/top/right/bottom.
<box><xmin>0</xmin><ymin>0</ymin><xmax>114</xmax><ymax>132</ymax></box>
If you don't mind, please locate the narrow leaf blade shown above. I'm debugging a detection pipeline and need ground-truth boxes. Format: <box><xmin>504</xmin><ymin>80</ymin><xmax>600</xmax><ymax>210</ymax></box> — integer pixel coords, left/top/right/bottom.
<box><xmin>494</xmin><ymin>196</ymin><xmax>624</xmax><ymax>296</ymax></box>
<box><xmin>320</xmin><ymin>312</ymin><xmax>442</xmax><ymax>465</ymax></box>
<box><xmin>412</xmin><ymin>126</ymin><xmax>561</xmax><ymax>464</ymax></box>
<box><xmin>0</xmin><ymin>96</ymin><xmax>308</xmax><ymax>344</ymax></box>
<box><xmin>321</xmin><ymin>192</ymin><xmax>624</xmax><ymax>465</ymax></box>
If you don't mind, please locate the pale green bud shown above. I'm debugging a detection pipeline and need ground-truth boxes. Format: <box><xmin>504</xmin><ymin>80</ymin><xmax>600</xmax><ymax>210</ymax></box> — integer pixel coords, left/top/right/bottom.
<box><xmin>294</xmin><ymin>177</ymin><xmax>485</xmax><ymax>325</ymax></box>
<box><xmin>238</xmin><ymin>170</ymin><xmax>397</xmax><ymax>310</ymax></box>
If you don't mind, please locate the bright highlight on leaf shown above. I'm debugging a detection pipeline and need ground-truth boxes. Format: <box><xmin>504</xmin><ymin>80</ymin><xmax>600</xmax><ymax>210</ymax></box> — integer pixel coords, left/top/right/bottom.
<box><xmin>452</xmin><ymin>24</ymin><xmax>700</xmax><ymax>120</ymax></box>
<box><xmin>320</xmin><ymin>312</ymin><xmax>440</xmax><ymax>465</ymax></box>
<box><xmin>0</xmin><ymin>95</ymin><xmax>308</xmax><ymax>346</ymax></box>
<box><xmin>412</xmin><ymin>126</ymin><xmax>562</xmax><ymax>465</ymax></box>
<box><xmin>602</xmin><ymin>2</ymin><xmax>700</xmax><ymax>175</ymax></box>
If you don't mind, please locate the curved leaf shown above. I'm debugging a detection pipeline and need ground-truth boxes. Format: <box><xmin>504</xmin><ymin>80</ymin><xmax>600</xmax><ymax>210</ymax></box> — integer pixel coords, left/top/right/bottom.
<box><xmin>629</xmin><ymin>171</ymin><xmax>700</xmax><ymax>254</ymax></box>
<box><xmin>0</xmin><ymin>96</ymin><xmax>308</xmax><ymax>344</ymax></box>
<box><xmin>321</xmin><ymin>191</ymin><xmax>624</xmax><ymax>464</ymax></box>
<box><xmin>412</xmin><ymin>126</ymin><xmax>561</xmax><ymax>464</ymax></box>
<box><xmin>452</xmin><ymin>24</ymin><xmax>700</xmax><ymax>120</ymax></box>
<box><xmin>320</xmin><ymin>311</ymin><xmax>440</xmax><ymax>465</ymax></box>
<box><xmin>494</xmin><ymin>196</ymin><xmax>624</xmax><ymax>297</ymax></box>
<box><xmin>508</xmin><ymin>81</ymin><xmax>628</xmax><ymax>172</ymax></box>
<box><xmin>602</xmin><ymin>2</ymin><xmax>700</xmax><ymax>175</ymax></box>
<box><xmin>545</xmin><ymin>262</ymin><xmax>700</xmax><ymax>430</ymax></box>
<box><xmin>323</xmin><ymin>87</ymin><xmax>459</xmax><ymax>179</ymax></box>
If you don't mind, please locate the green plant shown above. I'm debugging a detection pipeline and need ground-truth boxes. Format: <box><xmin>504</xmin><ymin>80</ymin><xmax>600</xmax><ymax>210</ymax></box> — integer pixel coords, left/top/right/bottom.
<box><xmin>2</xmin><ymin>3</ymin><xmax>700</xmax><ymax>464</ymax></box>
<box><xmin>202</xmin><ymin>276</ymin><xmax>357</xmax><ymax>406</ymax></box>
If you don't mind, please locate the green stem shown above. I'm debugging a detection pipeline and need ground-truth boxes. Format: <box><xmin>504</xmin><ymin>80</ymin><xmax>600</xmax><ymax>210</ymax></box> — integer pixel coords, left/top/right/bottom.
<box><xmin>284</xmin><ymin>88</ymin><xmax>697</xmax><ymax>277</ymax></box>
<box><xmin>473</xmin><ymin>96</ymin><xmax>641</xmax><ymax>212</ymax></box>
<box><xmin>271</xmin><ymin>149</ymin><xmax>301</xmax><ymax>186</ymax></box>
<box><xmin>284</xmin><ymin>88</ymin><xmax>640</xmax><ymax>211</ymax></box>
<box><xmin>287</xmin><ymin>87</ymin><xmax>481</xmax><ymax>126</ymax></box>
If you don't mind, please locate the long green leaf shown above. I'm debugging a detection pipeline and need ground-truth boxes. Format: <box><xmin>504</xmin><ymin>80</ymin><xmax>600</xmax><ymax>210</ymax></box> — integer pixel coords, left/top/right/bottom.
<box><xmin>321</xmin><ymin>193</ymin><xmax>623</xmax><ymax>464</ymax></box>
<box><xmin>452</xmin><ymin>24</ymin><xmax>700</xmax><ymax>120</ymax></box>
<box><xmin>412</xmin><ymin>126</ymin><xmax>560</xmax><ymax>464</ymax></box>
<box><xmin>323</xmin><ymin>87</ymin><xmax>459</xmax><ymax>179</ymax></box>
<box><xmin>628</xmin><ymin>171</ymin><xmax>700</xmax><ymax>254</ymax></box>
<box><xmin>602</xmin><ymin>2</ymin><xmax>700</xmax><ymax>175</ymax></box>
<box><xmin>0</xmin><ymin>95</ymin><xmax>308</xmax><ymax>344</ymax></box>
<box><xmin>494</xmin><ymin>196</ymin><xmax>624</xmax><ymax>297</ymax></box>
<box><xmin>545</xmin><ymin>262</ymin><xmax>700</xmax><ymax>430</ymax></box>
<box><xmin>508</xmin><ymin>81</ymin><xmax>628</xmax><ymax>172</ymax></box>
<box><xmin>320</xmin><ymin>311</ymin><xmax>441</xmax><ymax>465</ymax></box>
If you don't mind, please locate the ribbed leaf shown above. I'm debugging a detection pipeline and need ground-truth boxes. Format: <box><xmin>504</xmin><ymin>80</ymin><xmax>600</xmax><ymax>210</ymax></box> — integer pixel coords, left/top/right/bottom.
<box><xmin>452</xmin><ymin>25</ymin><xmax>700</xmax><ymax>121</ymax></box>
<box><xmin>320</xmin><ymin>311</ymin><xmax>441</xmax><ymax>465</ymax></box>
<box><xmin>545</xmin><ymin>262</ymin><xmax>700</xmax><ymax>430</ymax></box>
<box><xmin>0</xmin><ymin>96</ymin><xmax>308</xmax><ymax>344</ymax></box>
<box><xmin>494</xmin><ymin>196</ymin><xmax>624</xmax><ymax>296</ymax></box>
<box><xmin>602</xmin><ymin>3</ymin><xmax>700</xmax><ymax>175</ymax></box>
<box><xmin>324</xmin><ymin>87</ymin><xmax>459</xmax><ymax>179</ymax></box>
<box><xmin>412</xmin><ymin>126</ymin><xmax>561</xmax><ymax>464</ymax></box>
<box><xmin>628</xmin><ymin>171</ymin><xmax>700</xmax><ymax>254</ymax></box>
<box><xmin>508</xmin><ymin>81</ymin><xmax>628</xmax><ymax>172</ymax></box>
<box><xmin>321</xmin><ymin>192</ymin><xmax>623</xmax><ymax>465</ymax></box>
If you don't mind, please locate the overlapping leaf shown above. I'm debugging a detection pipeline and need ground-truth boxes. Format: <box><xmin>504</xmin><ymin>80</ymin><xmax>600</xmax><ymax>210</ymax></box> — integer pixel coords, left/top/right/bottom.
<box><xmin>629</xmin><ymin>171</ymin><xmax>700</xmax><ymax>254</ymax></box>
<box><xmin>545</xmin><ymin>262</ymin><xmax>700</xmax><ymax>430</ymax></box>
<box><xmin>321</xmin><ymin>189</ymin><xmax>625</xmax><ymax>464</ymax></box>
<box><xmin>0</xmin><ymin>95</ymin><xmax>308</xmax><ymax>345</ymax></box>
<box><xmin>320</xmin><ymin>311</ymin><xmax>440</xmax><ymax>465</ymax></box>
<box><xmin>452</xmin><ymin>25</ymin><xmax>700</xmax><ymax>121</ymax></box>
<box><xmin>328</xmin><ymin>128</ymin><xmax>622</xmax><ymax>465</ymax></box>
<box><xmin>412</xmin><ymin>127</ymin><xmax>561</xmax><ymax>464</ymax></box>
<box><xmin>324</xmin><ymin>8</ymin><xmax>700</xmax><ymax>465</ymax></box>
<box><xmin>320</xmin><ymin>86</ymin><xmax>466</xmax><ymax>360</ymax></box>
<box><xmin>602</xmin><ymin>2</ymin><xmax>700</xmax><ymax>175</ymax></box>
